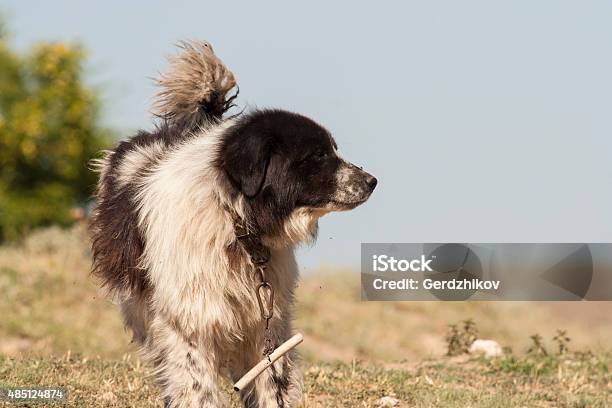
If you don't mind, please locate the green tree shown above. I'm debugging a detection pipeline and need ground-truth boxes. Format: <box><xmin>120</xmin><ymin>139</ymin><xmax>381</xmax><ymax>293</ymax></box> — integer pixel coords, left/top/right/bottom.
<box><xmin>0</xmin><ymin>25</ymin><xmax>111</xmax><ymax>241</ymax></box>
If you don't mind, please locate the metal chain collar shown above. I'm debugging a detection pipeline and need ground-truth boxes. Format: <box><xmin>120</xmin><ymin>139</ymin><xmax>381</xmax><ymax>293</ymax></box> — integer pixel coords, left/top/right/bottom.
<box><xmin>234</xmin><ymin>218</ymin><xmax>275</xmax><ymax>357</ymax></box>
<box><xmin>255</xmin><ymin>266</ymin><xmax>275</xmax><ymax>357</ymax></box>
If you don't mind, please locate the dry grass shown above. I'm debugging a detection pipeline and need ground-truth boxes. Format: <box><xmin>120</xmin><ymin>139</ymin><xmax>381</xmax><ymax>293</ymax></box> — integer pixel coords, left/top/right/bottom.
<box><xmin>297</xmin><ymin>272</ymin><xmax>612</xmax><ymax>363</ymax></box>
<box><xmin>1</xmin><ymin>352</ymin><xmax>609</xmax><ymax>407</ymax></box>
<box><xmin>0</xmin><ymin>226</ymin><xmax>611</xmax><ymax>407</ymax></box>
<box><xmin>0</xmin><ymin>225</ymin><xmax>127</xmax><ymax>357</ymax></box>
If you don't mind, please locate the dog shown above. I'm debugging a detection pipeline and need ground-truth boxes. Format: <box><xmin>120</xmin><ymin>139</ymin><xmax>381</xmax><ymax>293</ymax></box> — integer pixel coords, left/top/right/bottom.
<box><xmin>89</xmin><ymin>41</ymin><xmax>376</xmax><ymax>408</ymax></box>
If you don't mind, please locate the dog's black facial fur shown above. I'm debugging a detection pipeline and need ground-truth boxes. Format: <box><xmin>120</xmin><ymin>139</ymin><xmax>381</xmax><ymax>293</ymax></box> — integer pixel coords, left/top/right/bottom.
<box><xmin>220</xmin><ymin>109</ymin><xmax>376</xmax><ymax>236</ymax></box>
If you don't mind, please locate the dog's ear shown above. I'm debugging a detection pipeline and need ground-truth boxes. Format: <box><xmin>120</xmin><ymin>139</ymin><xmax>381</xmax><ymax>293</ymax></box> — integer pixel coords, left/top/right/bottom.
<box><xmin>222</xmin><ymin>130</ymin><xmax>272</xmax><ymax>198</ymax></box>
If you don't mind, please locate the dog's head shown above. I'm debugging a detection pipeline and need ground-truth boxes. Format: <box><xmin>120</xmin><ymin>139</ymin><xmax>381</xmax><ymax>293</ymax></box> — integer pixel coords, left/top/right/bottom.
<box><xmin>220</xmin><ymin>110</ymin><xmax>377</xmax><ymax>244</ymax></box>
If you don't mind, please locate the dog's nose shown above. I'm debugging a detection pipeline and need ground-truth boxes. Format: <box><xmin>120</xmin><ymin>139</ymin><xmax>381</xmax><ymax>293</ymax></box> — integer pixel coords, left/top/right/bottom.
<box><xmin>366</xmin><ymin>175</ymin><xmax>378</xmax><ymax>190</ymax></box>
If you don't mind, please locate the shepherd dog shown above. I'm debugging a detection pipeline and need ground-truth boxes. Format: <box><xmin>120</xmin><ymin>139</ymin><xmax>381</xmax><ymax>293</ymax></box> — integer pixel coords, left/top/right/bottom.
<box><xmin>89</xmin><ymin>40</ymin><xmax>376</xmax><ymax>408</ymax></box>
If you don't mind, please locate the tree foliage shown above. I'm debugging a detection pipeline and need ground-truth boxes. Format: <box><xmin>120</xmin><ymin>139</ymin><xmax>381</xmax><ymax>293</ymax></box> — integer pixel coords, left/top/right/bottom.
<box><xmin>0</xmin><ymin>28</ymin><xmax>111</xmax><ymax>241</ymax></box>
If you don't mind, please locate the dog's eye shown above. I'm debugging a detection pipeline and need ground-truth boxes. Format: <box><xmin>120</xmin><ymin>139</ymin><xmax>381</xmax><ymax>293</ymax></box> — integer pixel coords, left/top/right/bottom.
<box><xmin>301</xmin><ymin>150</ymin><xmax>328</xmax><ymax>163</ymax></box>
<box><xmin>314</xmin><ymin>150</ymin><xmax>328</xmax><ymax>159</ymax></box>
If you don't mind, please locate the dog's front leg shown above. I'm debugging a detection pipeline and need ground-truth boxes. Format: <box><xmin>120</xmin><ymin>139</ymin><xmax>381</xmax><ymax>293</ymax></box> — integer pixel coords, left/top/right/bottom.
<box><xmin>232</xmin><ymin>320</ymin><xmax>303</xmax><ymax>408</ymax></box>
<box><xmin>147</xmin><ymin>316</ymin><xmax>228</xmax><ymax>408</ymax></box>
<box><xmin>253</xmin><ymin>348</ymin><xmax>302</xmax><ymax>408</ymax></box>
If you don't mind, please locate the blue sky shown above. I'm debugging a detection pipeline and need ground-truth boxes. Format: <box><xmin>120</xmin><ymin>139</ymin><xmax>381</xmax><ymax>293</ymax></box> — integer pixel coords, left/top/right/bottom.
<box><xmin>4</xmin><ymin>1</ymin><xmax>612</xmax><ymax>271</ymax></box>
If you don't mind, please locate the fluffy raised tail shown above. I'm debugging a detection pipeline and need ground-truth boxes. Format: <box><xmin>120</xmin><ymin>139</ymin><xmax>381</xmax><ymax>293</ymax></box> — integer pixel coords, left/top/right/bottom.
<box><xmin>152</xmin><ymin>40</ymin><xmax>238</xmax><ymax>128</ymax></box>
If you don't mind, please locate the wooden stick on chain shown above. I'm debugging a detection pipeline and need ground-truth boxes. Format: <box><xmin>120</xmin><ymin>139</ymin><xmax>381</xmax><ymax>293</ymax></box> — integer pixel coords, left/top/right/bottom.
<box><xmin>233</xmin><ymin>333</ymin><xmax>304</xmax><ymax>392</ymax></box>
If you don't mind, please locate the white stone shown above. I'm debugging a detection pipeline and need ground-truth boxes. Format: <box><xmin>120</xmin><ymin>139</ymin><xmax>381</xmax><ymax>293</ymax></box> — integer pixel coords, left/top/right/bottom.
<box><xmin>469</xmin><ymin>339</ymin><xmax>503</xmax><ymax>357</ymax></box>
<box><xmin>376</xmin><ymin>396</ymin><xmax>400</xmax><ymax>407</ymax></box>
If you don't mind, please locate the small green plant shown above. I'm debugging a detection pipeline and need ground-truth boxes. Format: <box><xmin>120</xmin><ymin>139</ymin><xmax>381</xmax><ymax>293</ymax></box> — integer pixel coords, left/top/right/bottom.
<box><xmin>462</xmin><ymin>318</ymin><xmax>478</xmax><ymax>346</ymax></box>
<box><xmin>445</xmin><ymin>318</ymin><xmax>479</xmax><ymax>356</ymax></box>
<box><xmin>553</xmin><ymin>330</ymin><xmax>571</xmax><ymax>355</ymax></box>
<box><xmin>446</xmin><ymin>324</ymin><xmax>463</xmax><ymax>356</ymax></box>
<box><xmin>527</xmin><ymin>334</ymin><xmax>548</xmax><ymax>356</ymax></box>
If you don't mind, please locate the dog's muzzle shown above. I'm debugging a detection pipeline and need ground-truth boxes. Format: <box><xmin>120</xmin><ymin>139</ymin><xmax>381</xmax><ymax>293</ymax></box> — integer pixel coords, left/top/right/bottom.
<box><xmin>331</xmin><ymin>160</ymin><xmax>377</xmax><ymax>209</ymax></box>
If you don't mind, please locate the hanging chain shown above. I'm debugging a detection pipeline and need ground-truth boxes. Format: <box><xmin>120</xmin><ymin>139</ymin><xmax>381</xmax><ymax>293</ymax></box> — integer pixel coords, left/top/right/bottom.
<box><xmin>255</xmin><ymin>265</ymin><xmax>275</xmax><ymax>357</ymax></box>
<box><xmin>233</xmin><ymin>215</ymin><xmax>275</xmax><ymax>357</ymax></box>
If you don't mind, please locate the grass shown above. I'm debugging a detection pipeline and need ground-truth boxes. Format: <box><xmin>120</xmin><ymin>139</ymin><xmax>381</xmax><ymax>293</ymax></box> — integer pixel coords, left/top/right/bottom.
<box><xmin>1</xmin><ymin>226</ymin><xmax>611</xmax><ymax>406</ymax></box>
<box><xmin>0</xmin><ymin>225</ymin><xmax>126</xmax><ymax>357</ymax></box>
<box><xmin>1</xmin><ymin>352</ymin><xmax>609</xmax><ymax>407</ymax></box>
<box><xmin>297</xmin><ymin>272</ymin><xmax>612</xmax><ymax>363</ymax></box>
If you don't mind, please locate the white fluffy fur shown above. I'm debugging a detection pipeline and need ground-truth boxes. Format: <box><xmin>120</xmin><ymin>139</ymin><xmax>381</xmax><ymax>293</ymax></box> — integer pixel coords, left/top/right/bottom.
<box><xmin>116</xmin><ymin>141</ymin><xmax>167</xmax><ymax>188</ymax></box>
